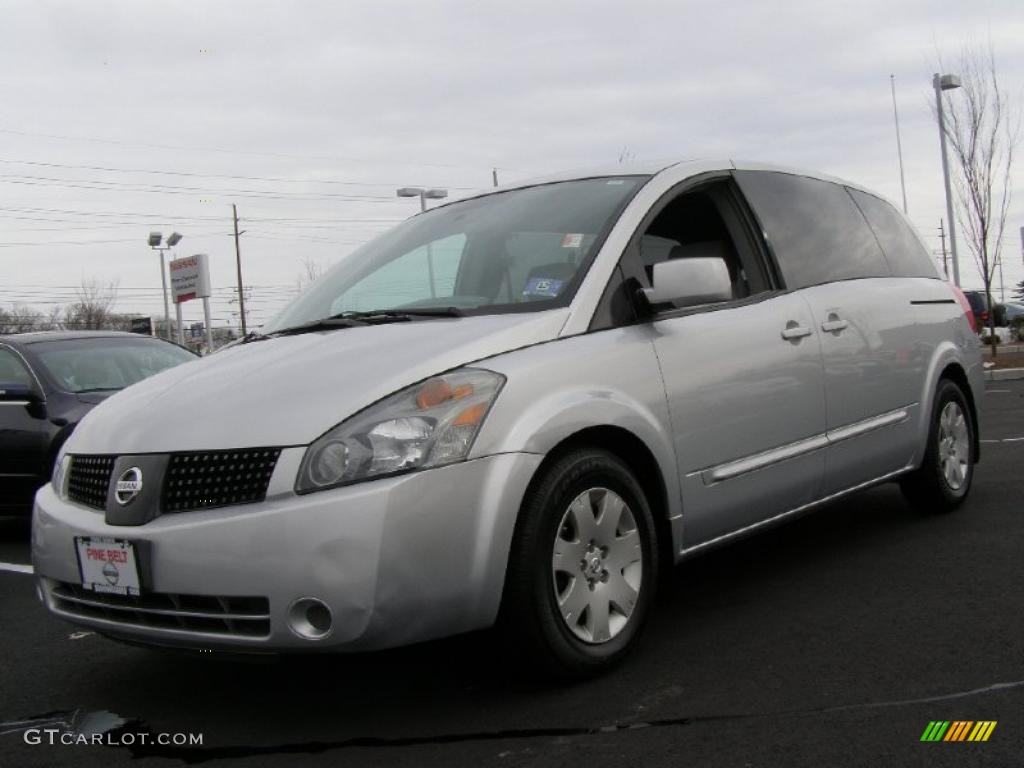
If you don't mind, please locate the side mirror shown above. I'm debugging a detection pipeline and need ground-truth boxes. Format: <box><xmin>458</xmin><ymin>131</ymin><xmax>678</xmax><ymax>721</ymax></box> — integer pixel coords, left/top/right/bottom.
<box><xmin>642</xmin><ymin>257</ymin><xmax>733</xmax><ymax>308</ymax></box>
<box><xmin>0</xmin><ymin>382</ymin><xmax>40</xmax><ymax>403</ymax></box>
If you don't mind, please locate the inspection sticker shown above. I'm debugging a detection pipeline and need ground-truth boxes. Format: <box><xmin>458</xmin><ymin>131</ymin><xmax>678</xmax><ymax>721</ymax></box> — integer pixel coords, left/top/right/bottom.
<box><xmin>561</xmin><ymin>233</ymin><xmax>584</xmax><ymax>248</ymax></box>
<box><xmin>522</xmin><ymin>277</ymin><xmax>564</xmax><ymax>298</ymax></box>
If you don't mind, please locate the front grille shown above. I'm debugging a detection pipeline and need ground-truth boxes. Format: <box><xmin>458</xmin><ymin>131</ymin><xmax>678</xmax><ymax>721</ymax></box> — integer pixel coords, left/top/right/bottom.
<box><xmin>162</xmin><ymin>448</ymin><xmax>281</xmax><ymax>513</ymax></box>
<box><xmin>67</xmin><ymin>455</ymin><xmax>116</xmax><ymax>510</ymax></box>
<box><xmin>50</xmin><ymin>581</ymin><xmax>270</xmax><ymax>637</ymax></box>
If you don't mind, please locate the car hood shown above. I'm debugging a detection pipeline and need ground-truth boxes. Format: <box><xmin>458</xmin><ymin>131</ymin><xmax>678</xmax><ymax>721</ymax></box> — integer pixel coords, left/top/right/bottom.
<box><xmin>66</xmin><ymin>310</ymin><xmax>568</xmax><ymax>454</ymax></box>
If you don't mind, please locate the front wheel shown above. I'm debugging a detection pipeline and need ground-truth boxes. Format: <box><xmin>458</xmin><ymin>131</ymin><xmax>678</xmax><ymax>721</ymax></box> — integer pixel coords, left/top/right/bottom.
<box><xmin>900</xmin><ymin>379</ymin><xmax>976</xmax><ymax>513</ymax></box>
<box><xmin>499</xmin><ymin>448</ymin><xmax>658</xmax><ymax>680</ymax></box>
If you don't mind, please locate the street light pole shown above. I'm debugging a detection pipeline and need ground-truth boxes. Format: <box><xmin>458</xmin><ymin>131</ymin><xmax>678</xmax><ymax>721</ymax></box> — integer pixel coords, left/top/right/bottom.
<box><xmin>148</xmin><ymin>231</ymin><xmax>182</xmax><ymax>340</ymax></box>
<box><xmin>933</xmin><ymin>72</ymin><xmax>963</xmax><ymax>286</ymax></box>
<box><xmin>158</xmin><ymin>248</ymin><xmax>171</xmax><ymax>338</ymax></box>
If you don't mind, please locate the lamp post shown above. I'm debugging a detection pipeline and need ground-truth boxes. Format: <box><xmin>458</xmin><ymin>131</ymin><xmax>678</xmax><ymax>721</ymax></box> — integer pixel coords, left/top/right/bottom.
<box><xmin>148</xmin><ymin>231</ymin><xmax>182</xmax><ymax>340</ymax></box>
<box><xmin>933</xmin><ymin>73</ymin><xmax>962</xmax><ymax>286</ymax></box>
<box><xmin>396</xmin><ymin>187</ymin><xmax>448</xmax><ymax>297</ymax></box>
<box><xmin>396</xmin><ymin>187</ymin><xmax>448</xmax><ymax>213</ymax></box>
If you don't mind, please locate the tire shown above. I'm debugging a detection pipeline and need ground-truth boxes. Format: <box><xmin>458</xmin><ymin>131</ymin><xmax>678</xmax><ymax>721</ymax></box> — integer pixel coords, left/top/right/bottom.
<box><xmin>499</xmin><ymin>447</ymin><xmax>659</xmax><ymax>680</ymax></box>
<box><xmin>900</xmin><ymin>378</ymin><xmax>976</xmax><ymax>513</ymax></box>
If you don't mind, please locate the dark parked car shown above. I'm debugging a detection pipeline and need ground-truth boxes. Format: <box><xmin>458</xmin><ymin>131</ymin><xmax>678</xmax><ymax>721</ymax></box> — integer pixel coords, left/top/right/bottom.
<box><xmin>993</xmin><ymin>301</ymin><xmax>1024</xmax><ymax>328</ymax></box>
<box><xmin>961</xmin><ymin>290</ymin><xmax>990</xmax><ymax>329</ymax></box>
<box><xmin>0</xmin><ymin>331</ymin><xmax>196</xmax><ymax>515</ymax></box>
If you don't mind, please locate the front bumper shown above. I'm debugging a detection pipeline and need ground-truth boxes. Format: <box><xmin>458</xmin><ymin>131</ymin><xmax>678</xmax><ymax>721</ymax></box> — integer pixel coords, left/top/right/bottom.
<box><xmin>32</xmin><ymin>450</ymin><xmax>542</xmax><ymax>652</ymax></box>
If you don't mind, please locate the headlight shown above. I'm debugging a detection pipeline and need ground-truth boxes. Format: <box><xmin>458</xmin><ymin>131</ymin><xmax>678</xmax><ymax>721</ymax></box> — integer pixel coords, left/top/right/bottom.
<box><xmin>52</xmin><ymin>452</ymin><xmax>71</xmax><ymax>500</ymax></box>
<box><xmin>296</xmin><ymin>368</ymin><xmax>505</xmax><ymax>493</ymax></box>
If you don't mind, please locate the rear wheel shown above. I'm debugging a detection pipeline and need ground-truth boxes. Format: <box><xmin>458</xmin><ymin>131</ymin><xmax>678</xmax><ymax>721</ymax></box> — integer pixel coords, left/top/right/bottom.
<box><xmin>500</xmin><ymin>448</ymin><xmax>658</xmax><ymax>680</ymax></box>
<box><xmin>900</xmin><ymin>378</ymin><xmax>975</xmax><ymax>513</ymax></box>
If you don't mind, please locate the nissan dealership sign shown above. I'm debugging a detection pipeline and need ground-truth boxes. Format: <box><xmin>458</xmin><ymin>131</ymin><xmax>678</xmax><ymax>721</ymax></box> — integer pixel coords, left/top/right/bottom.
<box><xmin>169</xmin><ymin>253</ymin><xmax>211</xmax><ymax>304</ymax></box>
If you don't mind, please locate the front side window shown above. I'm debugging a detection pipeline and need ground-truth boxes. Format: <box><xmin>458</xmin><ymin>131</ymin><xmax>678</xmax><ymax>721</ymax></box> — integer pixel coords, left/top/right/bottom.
<box><xmin>619</xmin><ymin>180</ymin><xmax>772</xmax><ymax>310</ymax></box>
<box><xmin>264</xmin><ymin>177</ymin><xmax>645</xmax><ymax>332</ymax></box>
<box><xmin>735</xmin><ymin>171</ymin><xmax>890</xmax><ymax>289</ymax></box>
<box><xmin>0</xmin><ymin>347</ymin><xmax>35</xmax><ymax>387</ymax></box>
<box><xmin>32</xmin><ymin>338</ymin><xmax>195</xmax><ymax>393</ymax></box>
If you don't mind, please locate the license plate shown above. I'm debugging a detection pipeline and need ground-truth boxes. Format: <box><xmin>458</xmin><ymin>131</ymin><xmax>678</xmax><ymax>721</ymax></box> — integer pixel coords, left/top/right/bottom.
<box><xmin>75</xmin><ymin>537</ymin><xmax>141</xmax><ymax>596</ymax></box>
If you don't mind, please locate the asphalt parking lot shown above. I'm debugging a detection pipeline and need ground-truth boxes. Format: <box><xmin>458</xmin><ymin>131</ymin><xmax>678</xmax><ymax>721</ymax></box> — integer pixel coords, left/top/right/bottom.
<box><xmin>1</xmin><ymin>380</ymin><xmax>1022</xmax><ymax>768</ymax></box>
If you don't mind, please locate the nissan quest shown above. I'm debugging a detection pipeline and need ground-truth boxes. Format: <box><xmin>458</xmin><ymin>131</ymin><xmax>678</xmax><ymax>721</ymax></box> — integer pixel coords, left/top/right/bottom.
<box><xmin>32</xmin><ymin>159</ymin><xmax>984</xmax><ymax>678</ymax></box>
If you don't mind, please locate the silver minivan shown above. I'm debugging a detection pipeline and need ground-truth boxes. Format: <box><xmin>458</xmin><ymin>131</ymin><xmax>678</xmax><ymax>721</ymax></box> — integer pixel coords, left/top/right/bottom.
<box><xmin>33</xmin><ymin>159</ymin><xmax>983</xmax><ymax>677</ymax></box>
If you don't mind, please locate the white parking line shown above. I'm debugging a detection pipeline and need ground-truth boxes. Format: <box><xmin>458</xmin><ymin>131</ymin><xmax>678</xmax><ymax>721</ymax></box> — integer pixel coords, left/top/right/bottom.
<box><xmin>981</xmin><ymin>437</ymin><xmax>1024</xmax><ymax>443</ymax></box>
<box><xmin>0</xmin><ymin>562</ymin><xmax>33</xmax><ymax>574</ymax></box>
<box><xmin>987</xmin><ymin>389</ymin><xmax>1011</xmax><ymax>393</ymax></box>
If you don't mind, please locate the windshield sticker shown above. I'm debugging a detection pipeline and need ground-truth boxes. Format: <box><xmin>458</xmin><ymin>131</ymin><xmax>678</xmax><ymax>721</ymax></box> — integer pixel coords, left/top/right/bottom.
<box><xmin>522</xmin><ymin>277</ymin><xmax>565</xmax><ymax>299</ymax></box>
<box><xmin>561</xmin><ymin>233</ymin><xmax>584</xmax><ymax>248</ymax></box>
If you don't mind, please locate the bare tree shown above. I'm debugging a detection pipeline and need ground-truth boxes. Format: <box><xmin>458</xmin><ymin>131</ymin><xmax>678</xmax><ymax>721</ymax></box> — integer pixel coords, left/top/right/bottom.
<box><xmin>64</xmin><ymin>279</ymin><xmax>119</xmax><ymax>330</ymax></box>
<box><xmin>0</xmin><ymin>304</ymin><xmax>44</xmax><ymax>334</ymax></box>
<box><xmin>46</xmin><ymin>305</ymin><xmax>63</xmax><ymax>331</ymax></box>
<box><xmin>935</xmin><ymin>43</ymin><xmax>1020</xmax><ymax>356</ymax></box>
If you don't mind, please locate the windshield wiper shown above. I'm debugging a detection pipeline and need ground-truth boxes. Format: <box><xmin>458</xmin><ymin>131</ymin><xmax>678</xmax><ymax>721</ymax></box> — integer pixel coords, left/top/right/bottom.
<box><xmin>266</xmin><ymin>316</ymin><xmax>369</xmax><ymax>337</ymax></box>
<box><xmin>258</xmin><ymin>307</ymin><xmax>463</xmax><ymax>340</ymax></box>
<box><xmin>338</xmin><ymin>307</ymin><xmax>464</xmax><ymax>321</ymax></box>
<box><xmin>76</xmin><ymin>387</ymin><xmax>121</xmax><ymax>393</ymax></box>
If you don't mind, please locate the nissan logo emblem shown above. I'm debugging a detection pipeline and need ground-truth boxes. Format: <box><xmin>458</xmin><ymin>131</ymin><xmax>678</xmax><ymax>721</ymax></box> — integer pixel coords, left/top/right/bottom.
<box><xmin>115</xmin><ymin>467</ymin><xmax>143</xmax><ymax>505</ymax></box>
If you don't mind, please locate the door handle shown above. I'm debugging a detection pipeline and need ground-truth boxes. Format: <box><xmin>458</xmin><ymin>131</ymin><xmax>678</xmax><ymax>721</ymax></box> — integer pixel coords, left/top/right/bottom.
<box><xmin>821</xmin><ymin>313</ymin><xmax>848</xmax><ymax>333</ymax></box>
<box><xmin>781</xmin><ymin>322</ymin><xmax>812</xmax><ymax>341</ymax></box>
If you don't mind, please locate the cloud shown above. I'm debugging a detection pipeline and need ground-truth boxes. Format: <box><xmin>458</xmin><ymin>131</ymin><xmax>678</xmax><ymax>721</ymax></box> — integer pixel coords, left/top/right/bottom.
<box><xmin>1</xmin><ymin>0</ymin><xmax>1022</xmax><ymax>328</ymax></box>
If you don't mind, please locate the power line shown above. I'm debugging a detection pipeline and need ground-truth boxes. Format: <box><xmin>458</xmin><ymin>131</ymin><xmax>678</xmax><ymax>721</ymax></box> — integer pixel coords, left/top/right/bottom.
<box><xmin>0</xmin><ymin>158</ymin><xmax>482</xmax><ymax>191</ymax></box>
<box><xmin>0</xmin><ymin>126</ymin><xmax>525</xmax><ymax>173</ymax></box>
<box><xmin>0</xmin><ymin>205</ymin><xmax>404</xmax><ymax>224</ymax></box>
<box><xmin>0</xmin><ymin>174</ymin><xmax>413</xmax><ymax>203</ymax></box>
<box><xmin>0</xmin><ymin>237</ymin><xmax>156</xmax><ymax>247</ymax></box>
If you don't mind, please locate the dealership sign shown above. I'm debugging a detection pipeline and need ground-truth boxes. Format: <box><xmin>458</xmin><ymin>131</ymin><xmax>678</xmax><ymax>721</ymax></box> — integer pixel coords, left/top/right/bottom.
<box><xmin>169</xmin><ymin>254</ymin><xmax>212</xmax><ymax>304</ymax></box>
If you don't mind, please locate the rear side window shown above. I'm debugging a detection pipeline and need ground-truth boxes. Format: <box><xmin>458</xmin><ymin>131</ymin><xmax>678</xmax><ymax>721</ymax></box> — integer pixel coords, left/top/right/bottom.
<box><xmin>735</xmin><ymin>171</ymin><xmax>890</xmax><ymax>289</ymax></box>
<box><xmin>847</xmin><ymin>188</ymin><xmax>939</xmax><ymax>278</ymax></box>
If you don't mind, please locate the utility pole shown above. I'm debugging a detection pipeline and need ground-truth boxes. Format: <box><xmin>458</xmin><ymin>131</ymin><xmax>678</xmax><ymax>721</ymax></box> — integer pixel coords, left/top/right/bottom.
<box><xmin>890</xmin><ymin>75</ymin><xmax>909</xmax><ymax>214</ymax></box>
<box><xmin>492</xmin><ymin>168</ymin><xmax>499</xmax><ymax>188</ymax></box>
<box><xmin>938</xmin><ymin>219</ymin><xmax>949</xmax><ymax>278</ymax></box>
<box><xmin>232</xmin><ymin>204</ymin><xmax>247</xmax><ymax>336</ymax></box>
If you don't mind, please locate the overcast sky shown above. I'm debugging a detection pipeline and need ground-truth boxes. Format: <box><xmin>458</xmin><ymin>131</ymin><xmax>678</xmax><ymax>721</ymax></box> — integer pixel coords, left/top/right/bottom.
<box><xmin>2</xmin><ymin>0</ymin><xmax>1022</xmax><ymax>330</ymax></box>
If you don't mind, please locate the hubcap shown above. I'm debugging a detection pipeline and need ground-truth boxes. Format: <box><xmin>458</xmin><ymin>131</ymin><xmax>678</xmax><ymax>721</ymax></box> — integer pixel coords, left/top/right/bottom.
<box><xmin>551</xmin><ymin>488</ymin><xmax>643</xmax><ymax>644</ymax></box>
<box><xmin>938</xmin><ymin>401</ymin><xmax>970</xmax><ymax>491</ymax></box>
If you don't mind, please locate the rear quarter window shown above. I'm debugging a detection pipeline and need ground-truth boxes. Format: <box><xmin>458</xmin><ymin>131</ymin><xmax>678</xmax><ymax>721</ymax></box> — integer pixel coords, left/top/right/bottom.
<box><xmin>846</xmin><ymin>188</ymin><xmax>939</xmax><ymax>279</ymax></box>
<box><xmin>735</xmin><ymin>171</ymin><xmax>890</xmax><ymax>289</ymax></box>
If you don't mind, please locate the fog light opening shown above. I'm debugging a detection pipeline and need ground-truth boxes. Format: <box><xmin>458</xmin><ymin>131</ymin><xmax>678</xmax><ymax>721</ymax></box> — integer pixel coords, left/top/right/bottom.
<box><xmin>287</xmin><ymin>598</ymin><xmax>333</xmax><ymax>640</ymax></box>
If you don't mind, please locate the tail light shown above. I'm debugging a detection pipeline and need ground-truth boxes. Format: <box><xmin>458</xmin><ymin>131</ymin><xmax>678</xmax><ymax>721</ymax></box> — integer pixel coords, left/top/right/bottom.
<box><xmin>980</xmin><ymin>310</ymin><xmax>990</xmax><ymax>324</ymax></box>
<box><xmin>950</xmin><ymin>285</ymin><xmax>978</xmax><ymax>333</ymax></box>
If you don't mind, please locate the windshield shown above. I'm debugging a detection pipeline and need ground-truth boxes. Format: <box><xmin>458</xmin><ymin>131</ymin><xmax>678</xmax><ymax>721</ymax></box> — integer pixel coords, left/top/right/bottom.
<box><xmin>32</xmin><ymin>337</ymin><xmax>196</xmax><ymax>393</ymax></box>
<box><xmin>263</xmin><ymin>177</ymin><xmax>645</xmax><ymax>333</ymax></box>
